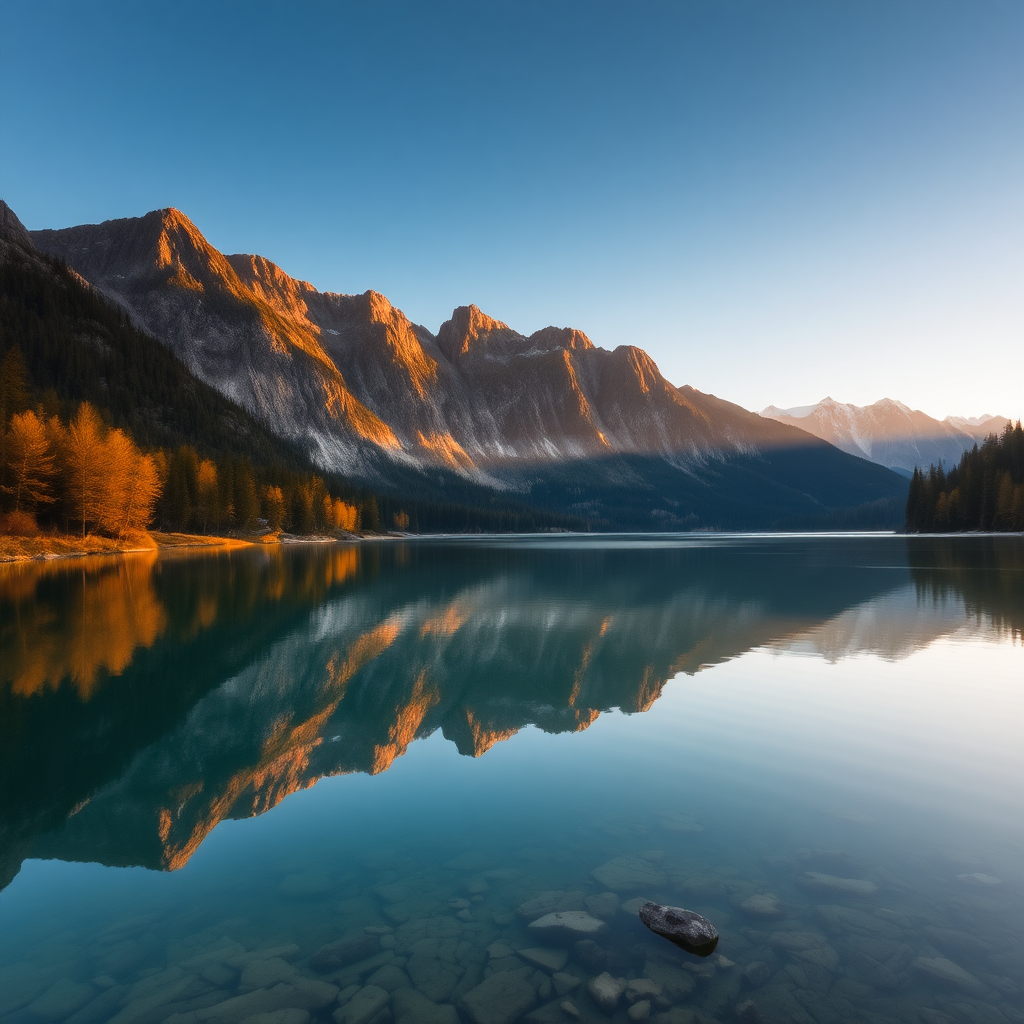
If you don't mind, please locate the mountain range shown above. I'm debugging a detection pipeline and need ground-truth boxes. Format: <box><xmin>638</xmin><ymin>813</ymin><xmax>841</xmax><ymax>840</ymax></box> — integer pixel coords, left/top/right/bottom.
<box><xmin>10</xmin><ymin>202</ymin><xmax>914</xmax><ymax>529</ymax></box>
<box><xmin>761</xmin><ymin>398</ymin><xmax>1008</xmax><ymax>477</ymax></box>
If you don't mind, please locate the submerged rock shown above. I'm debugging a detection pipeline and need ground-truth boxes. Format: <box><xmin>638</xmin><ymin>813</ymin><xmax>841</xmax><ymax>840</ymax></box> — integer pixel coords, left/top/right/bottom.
<box><xmin>591</xmin><ymin>856</ymin><xmax>667</xmax><ymax>892</ymax></box>
<box><xmin>310</xmin><ymin>935</ymin><xmax>379</xmax><ymax>972</ymax></box>
<box><xmin>638</xmin><ymin>902</ymin><xmax>719</xmax><ymax>958</ymax></box>
<box><xmin>528</xmin><ymin>911</ymin><xmax>607</xmax><ymax>941</ymax></box>
<box><xmin>739</xmin><ymin>893</ymin><xmax>784</xmax><ymax>919</ymax></box>
<box><xmin>957</xmin><ymin>872</ymin><xmax>1001</xmax><ymax>887</ymax></box>
<box><xmin>741</xmin><ymin>961</ymin><xmax>770</xmax><ymax>988</ymax></box>
<box><xmin>332</xmin><ymin>984</ymin><xmax>389</xmax><ymax>1024</ymax></box>
<box><xmin>912</xmin><ymin>956</ymin><xmax>982</xmax><ymax>992</ymax></box>
<box><xmin>518</xmin><ymin>948</ymin><xmax>569</xmax><ymax>972</ymax></box>
<box><xmin>587</xmin><ymin>973</ymin><xmax>626</xmax><ymax>1013</ymax></box>
<box><xmin>627</xmin><ymin>1000</ymin><xmax>651</xmax><ymax>1022</ymax></box>
<box><xmin>460</xmin><ymin>967</ymin><xmax>538</xmax><ymax>1024</ymax></box>
<box><xmin>735</xmin><ymin>999</ymin><xmax>766</xmax><ymax>1023</ymax></box>
<box><xmin>799</xmin><ymin>872</ymin><xmax>878</xmax><ymax>896</ymax></box>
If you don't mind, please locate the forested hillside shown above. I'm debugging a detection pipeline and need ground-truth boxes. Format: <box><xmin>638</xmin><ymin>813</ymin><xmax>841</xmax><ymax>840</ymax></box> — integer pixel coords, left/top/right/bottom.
<box><xmin>906</xmin><ymin>422</ymin><xmax>1024</xmax><ymax>532</ymax></box>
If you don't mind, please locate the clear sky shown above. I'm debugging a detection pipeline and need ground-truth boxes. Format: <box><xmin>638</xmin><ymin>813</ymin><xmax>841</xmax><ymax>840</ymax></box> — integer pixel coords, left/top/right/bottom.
<box><xmin>2</xmin><ymin>0</ymin><xmax>1021</xmax><ymax>421</ymax></box>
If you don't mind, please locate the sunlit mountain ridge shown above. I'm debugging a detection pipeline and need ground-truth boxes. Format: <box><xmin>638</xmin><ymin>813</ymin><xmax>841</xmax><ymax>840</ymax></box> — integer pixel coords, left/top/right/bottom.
<box><xmin>25</xmin><ymin>204</ymin><xmax>909</xmax><ymax>529</ymax></box>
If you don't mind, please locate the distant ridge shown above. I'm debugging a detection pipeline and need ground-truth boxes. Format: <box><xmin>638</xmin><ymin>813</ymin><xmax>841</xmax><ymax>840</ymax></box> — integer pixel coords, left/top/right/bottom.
<box><xmin>761</xmin><ymin>397</ymin><xmax>1008</xmax><ymax>476</ymax></box>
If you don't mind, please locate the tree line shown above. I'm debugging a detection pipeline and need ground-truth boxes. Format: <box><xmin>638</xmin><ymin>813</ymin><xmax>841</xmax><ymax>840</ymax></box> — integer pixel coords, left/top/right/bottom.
<box><xmin>906</xmin><ymin>421</ymin><xmax>1024</xmax><ymax>532</ymax></box>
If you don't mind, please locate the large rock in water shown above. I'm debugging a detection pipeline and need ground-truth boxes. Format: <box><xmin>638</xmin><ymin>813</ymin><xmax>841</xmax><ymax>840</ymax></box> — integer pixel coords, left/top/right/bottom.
<box><xmin>638</xmin><ymin>902</ymin><xmax>719</xmax><ymax>958</ymax></box>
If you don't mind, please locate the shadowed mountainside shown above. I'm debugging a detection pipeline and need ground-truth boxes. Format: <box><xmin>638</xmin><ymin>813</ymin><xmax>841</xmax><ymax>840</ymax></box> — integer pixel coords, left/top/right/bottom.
<box><xmin>4</xmin><ymin>535</ymin><xmax>1019</xmax><ymax>889</ymax></box>
<box><xmin>29</xmin><ymin>206</ymin><xmax>908</xmax><ymax>528</ymax></box>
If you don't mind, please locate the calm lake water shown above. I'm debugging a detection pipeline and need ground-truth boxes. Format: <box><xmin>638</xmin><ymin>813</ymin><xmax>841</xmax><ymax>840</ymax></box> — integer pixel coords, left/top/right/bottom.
<box><xmin>1</xmin><ymin>535</ymin><xmax>1022</xmax><ymax>1024</ymax></box>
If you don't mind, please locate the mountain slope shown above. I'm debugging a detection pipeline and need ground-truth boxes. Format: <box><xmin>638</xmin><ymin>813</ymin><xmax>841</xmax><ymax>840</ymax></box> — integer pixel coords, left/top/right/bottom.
<box><xmin>30</xmin><ymin>206</ymin><xmax>909</xmax><ymax>528</ymax></box>
<box><xmin>0</xmin><ymin>200</ymin><xmax>308</xmax><ymax>468</ymax></box>
<box><xmin>760</xmin><ymin>397</ymin><xmax>997</xmax><ymax>476</ymax></box>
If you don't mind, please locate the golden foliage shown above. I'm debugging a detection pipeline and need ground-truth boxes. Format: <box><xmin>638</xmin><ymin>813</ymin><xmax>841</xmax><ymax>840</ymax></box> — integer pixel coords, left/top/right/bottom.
<box><xmin>1</xmin><ymin>552</ymin><xmax>166</xmax><ymax>699</ymax></box>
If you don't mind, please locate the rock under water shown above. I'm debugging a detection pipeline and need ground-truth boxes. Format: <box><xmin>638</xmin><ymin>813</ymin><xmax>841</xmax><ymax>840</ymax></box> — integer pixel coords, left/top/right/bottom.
<box><xmin>637</xmin><ymin>902</ymin><xmax>719</xmax><ymax>958</ymax></box>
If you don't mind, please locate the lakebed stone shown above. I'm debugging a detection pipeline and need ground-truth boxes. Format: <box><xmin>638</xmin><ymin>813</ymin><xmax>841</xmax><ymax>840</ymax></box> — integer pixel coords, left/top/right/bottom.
<box><xmin>518</xmin><ymin>948</ymin><xmax>569</xmax><ymax>972</ymax></box>
<box><xmin>332</xmin><ymin>985</ymin><xmax>389</xmax><ymax>1024</ymax></box>
<box><xmin>587</xmin><ymin>973</ymin><xmax>626</xmax><ymax>1013</ymax></box>
<box><xmin>28</xmin><ymin>979</ymin><xmax>97</xmax><ymax>1022</ymax></box>
<box><xmin>913</xmin><ymin>957</ymin><xmax>983</xmax><ymax>992</ymax></box>
<box><xmin>591</xmin><ymin>856</ymin><xmax>667</xmax><ymax>892</ymax></box>
<box><xmin>517</xmin><ymin>892</ymin><xmax>587</xmax><ymax>920</ymax></box>
<box><xmin>739</xmin><ymin>894</ymin><xmax>784</xmax><ymax>919</ymax></box>
<box><xmin>799</xmin><ymin>872</ymin><xmax>878</xmax><ymax>896</ymax></box>
<box><xmin>528</xmin><ymin>912</ymin><xmax>607</xmax><ymax>941</ymax></box>
<box><xmin>310</xmin><ymin>936</ymin><xmax>379</xmax><ymax>972</ymax></box>
<box><xmin>627</xmin><ymin>1000</ymin><xmax>651</xmax><ymax>1022</ymax></box>
<box><xmin>639</xmin><ymin>902</ymin><xmax>719</xmax><ymax>958</ymax></box>
<box><xmin>460</xmin><ymin>968</ymin><xmax>537</xmax><ymax>1024</ymax></box>
<box><xmin>391</xmin><ymin>988</ymin><xmax>459</xmax><ymax>1024</ymax></box>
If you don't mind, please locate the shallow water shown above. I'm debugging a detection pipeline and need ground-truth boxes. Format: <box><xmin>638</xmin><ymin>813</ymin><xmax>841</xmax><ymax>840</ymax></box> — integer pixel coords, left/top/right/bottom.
<box><xmin>1</xmin><ymin>535</ymin><xmax>1022</xmax><ymax>1024</ymax></box>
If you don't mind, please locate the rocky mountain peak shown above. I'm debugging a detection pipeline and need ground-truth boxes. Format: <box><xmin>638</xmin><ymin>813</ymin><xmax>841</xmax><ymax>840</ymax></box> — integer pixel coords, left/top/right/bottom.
<box><xmin>527</xmin><ymin>326</ymin><xmax>595</xmax><ymax>353</ymax></box>
<box><xmin>0</xmin><ymin>199</ymin><xmax>32</xmax><ymax>247</ymax></box>
<box><xmin>436</xmin><ymin>304</ymin><xmax>520</xmax><ymax>361</ymax></box>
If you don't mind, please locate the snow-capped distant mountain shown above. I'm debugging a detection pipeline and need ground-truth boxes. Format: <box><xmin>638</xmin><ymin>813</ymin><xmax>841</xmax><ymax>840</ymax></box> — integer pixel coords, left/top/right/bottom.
<box><xmin>760</xmin><ymin>397</ymin><xmax>1005</xmax><ymax>476</ymax></box>
<box><xmin>943</xmin><ymin>414</ymin><xmax>1010</xmax><ymax>442</ymax></box>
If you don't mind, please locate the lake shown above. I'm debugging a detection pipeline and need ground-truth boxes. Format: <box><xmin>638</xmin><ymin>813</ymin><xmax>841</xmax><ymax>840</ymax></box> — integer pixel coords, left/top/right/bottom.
<box><xmin>1</xmin><ymin>535</ymin><xmax>1022</xmax><ymax>1024</ymax></box>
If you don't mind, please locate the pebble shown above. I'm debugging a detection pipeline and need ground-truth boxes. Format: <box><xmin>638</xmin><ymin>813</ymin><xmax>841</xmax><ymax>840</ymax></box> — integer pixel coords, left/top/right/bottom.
<box><xmin>627</xmin><ymin>1000</ymin><xmax>651</xmax><ymax>1022</ymax></box>
<box><xmin>560</xmin><ymin>1002</ymin><xmax>580</xmax><ymax>1020</ymax></box>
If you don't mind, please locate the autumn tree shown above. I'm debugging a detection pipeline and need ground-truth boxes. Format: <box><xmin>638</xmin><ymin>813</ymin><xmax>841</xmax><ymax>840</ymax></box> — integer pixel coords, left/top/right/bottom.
<box><xmin>2</xmin><ymin>409</ymin><xmax>55</xmax><ymax>516</ymax></box>
<box><xmin>264</xmin><ymin>485</ymin><xmax>286</xmax><ymax>532</ymax></box>
<box><xmin>197</xmin><ymin>459</ymin><xmax>219</xmax><ymax>532</ymax></box>
<box><xmin>62</xmin><ymin>402</ymin><xmax>109</xmax><ymax>536</ymax></box>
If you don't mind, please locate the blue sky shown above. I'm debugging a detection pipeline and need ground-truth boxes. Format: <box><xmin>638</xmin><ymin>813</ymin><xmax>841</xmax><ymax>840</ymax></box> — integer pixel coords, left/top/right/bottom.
<box><xmin>2</xmin><ymin>0</ymin><xmax>1021</xmax><ymax>420</ymax></box>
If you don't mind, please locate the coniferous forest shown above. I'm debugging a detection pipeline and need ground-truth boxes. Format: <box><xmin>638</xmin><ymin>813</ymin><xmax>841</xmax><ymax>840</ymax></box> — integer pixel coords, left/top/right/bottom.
<box><xmin>906</xmin><ymin>421</ymin><xmax>1024</xmax><ymax>532</ymax></box>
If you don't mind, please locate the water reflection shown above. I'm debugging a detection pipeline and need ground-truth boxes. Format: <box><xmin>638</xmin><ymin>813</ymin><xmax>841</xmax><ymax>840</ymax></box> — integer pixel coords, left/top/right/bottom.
<box><xmin>1</xmin><ymin>536</ymin><xmax>1021</xmax><ymax>891</ymax></box>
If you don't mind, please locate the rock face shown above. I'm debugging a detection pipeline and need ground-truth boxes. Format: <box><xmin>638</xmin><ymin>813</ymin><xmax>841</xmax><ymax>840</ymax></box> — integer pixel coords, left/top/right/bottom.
<box><xmin>638</xmin><ymin>902</ymin><xmax>719</xmax><ymax>958</ymax></box>
<box><xmin>28</xmin><ymin>206</ymin><xmax>908</xmax><ymax>529</ymax></box>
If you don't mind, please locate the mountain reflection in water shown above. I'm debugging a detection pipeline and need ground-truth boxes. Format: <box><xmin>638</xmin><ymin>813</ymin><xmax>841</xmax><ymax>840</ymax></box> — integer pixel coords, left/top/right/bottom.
<box><xmin>1</xmin><ymin>535</ymin><xmax>1021</xmax><ymax>891</ymax></box>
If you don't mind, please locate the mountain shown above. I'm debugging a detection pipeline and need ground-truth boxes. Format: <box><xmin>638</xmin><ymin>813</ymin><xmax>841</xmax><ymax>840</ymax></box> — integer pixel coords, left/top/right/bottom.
<box><xmin>26</xmin><ymin>205</ymin><xmax>908</xmax><ymax>529</ymax></box>
<box><xmin>0</xmin><ymin>200</ymin><xmax>309</xmax><ymax>468</ymax></box>
<box><xmin>943</xmin><ymin>414</ymin><xmax>1010</xmax><ymax>443</ymax></box>
<box><xmin>759</xmin><ymin>397</ymin><xmax>1004</xmax><ymax>477</ymax></box>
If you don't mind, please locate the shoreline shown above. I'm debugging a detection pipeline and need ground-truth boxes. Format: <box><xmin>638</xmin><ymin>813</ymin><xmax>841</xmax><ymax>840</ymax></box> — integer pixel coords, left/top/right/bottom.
<box><xmin>0</xmin><ymin>530</ymin><xmax>360</xmax><ymax>565</ymax></box>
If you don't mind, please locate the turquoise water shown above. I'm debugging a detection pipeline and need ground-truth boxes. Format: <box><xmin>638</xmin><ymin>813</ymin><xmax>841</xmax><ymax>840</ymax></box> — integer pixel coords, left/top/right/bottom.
<box><xmin>1</xmin><ymin>535</ymin><xmax>1022</xmax><ymax>1024</ymax></box>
